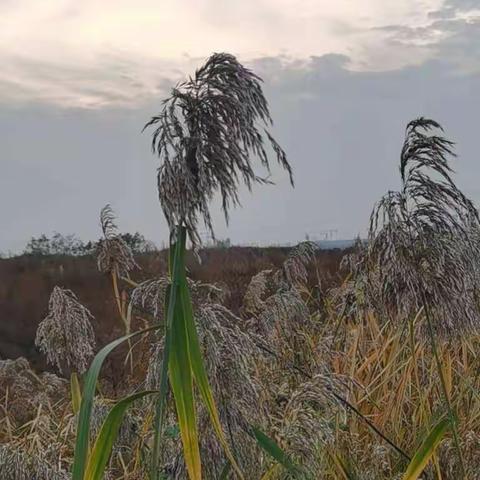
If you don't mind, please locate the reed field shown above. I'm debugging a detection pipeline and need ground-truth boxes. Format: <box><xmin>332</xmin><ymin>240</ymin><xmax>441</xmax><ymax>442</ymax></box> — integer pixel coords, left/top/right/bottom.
<box><xmin>1</xmin><ymin>53</ymin><xmax>480</xmax><ymax>480</ymax></box>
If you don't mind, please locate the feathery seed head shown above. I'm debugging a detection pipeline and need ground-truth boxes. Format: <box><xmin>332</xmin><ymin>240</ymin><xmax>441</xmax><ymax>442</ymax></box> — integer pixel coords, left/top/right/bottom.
<box><xmin>0</xmin><ymin>444</ymin><xmax>69</xmax><ymax>480</ymax></box>
<box><xmin>354</xmin><ymin>117</ymin><xmax>480</xmax><ymax>335</ymax></box>
<box><xmin>97</xmin><ymin>204</ymin><xmax>138</xmax><ymax>277</ymax></box>
<box><xmin>35</xmin><ymin>286</ymin><xmax>96</xmax><ymax>373</ymax></box>
<box><xmin>279</xmin><ymin>241</ymin><xmax>317</xmax><ymax>288</ymax></box>
<box><xmin>242</xmin><ymin>269</ymin><xmax>274</xmax><ymax>316</ymax></box>
<box><xmin>130</xmin><ymin>277</ymin><xmax>170</xmax><ymax>321</ymax></box>
<box><xmin>144</xmin><ymin>52</ymin><xmax>293</xmax><ymax>246</ymax></box>
<box><xmin>130</xmin><ymin>276</ymin><xmax>228</xmax><ymax>323</ymax></box>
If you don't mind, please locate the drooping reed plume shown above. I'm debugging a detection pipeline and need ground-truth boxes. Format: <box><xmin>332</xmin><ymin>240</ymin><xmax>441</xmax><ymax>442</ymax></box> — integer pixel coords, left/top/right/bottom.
<box><xmin>243</xmin><ymin>242</ymin><xmax>319</xmax><ymax>362</ymax></box>
<box><xmin>242</xmin><ymin>269</ymin><xmax>274</xmax><ymax>317</ymax></box>
<box><xmin>344</xmin><ymin>117</ymin><xmax>480</xmax><ymax>476</ymax></box>
<box><xmin>355</xmin><ymin>117</ymin><xmax>480</xmax><ymax>336</ymax></box>
<box><xmin>0</xmin><ymin>357</ymin><xmax>67</xmax><ymax>428</ymax></box>
<box><xmin>0</xmin><ymin>356</ymin><xmax>71</xmax><ymax>480</ymax></box>
<box><xmin>35</xmin><ymin>286</ymin><xmax>96</xmax><ymax>374</ymax></box>
<box><xmin>328</xmin><ymin>237</ymin><xmax>371</xmax><ymax>319</ymax></box>
<box><xmin>243</xmin><ymin>241</ymin><xmax>318</xmax><ymax>320</ymax></box>
<box><xmin>131</xmin><ymin>277</ymin><xmax>227</xmax><ymax>324</ymax></box>
<box><xmin>278</xmin><ymin>241</ymin><xmax>318</xmax><ymax>288</ymax></box>
<box><xmin>97</xmin><ymin>204</ymin><xmax>138</xmax><ymax>278</ymax></box>
<box><xmin>97</xmin><ymin>204</ymin><xmax>139</xmax><ymax>333</ymax></box>
<box><xmin>277</xmin><ymin>372</ymin><xmax>349</xmax><ymax>473</ymax></box>
<box><xmin>144</xmin><ymin>52</ymin><xmax>293</xmax><ymax>247</ymax></box>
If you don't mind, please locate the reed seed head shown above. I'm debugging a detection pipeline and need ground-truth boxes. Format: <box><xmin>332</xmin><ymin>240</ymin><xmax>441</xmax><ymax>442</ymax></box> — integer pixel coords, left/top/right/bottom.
<box><xmin>348</xmin><ymin>118</ymin><xmax>480</xmax><ymax>335</ymax></box>
<box><xmin>97</xmin><ymin>204</ymin><xmax>138</xmax><ymax>277</ymax></box>
<box><xmin>35</xmin><ymin>286</ymin><xmax>96</xmax><ymax>373</ymax></box>
<box><xmin>278</xmin><ymin>241</ymin><xmax>317</xmax><ymax>288</ymax></box>
<box><xmin>242</xmin><ymin>269</ymin><xmax>274</xmax><ymax>316</ymax></box>
<box><xmin>144</xmin><ymin>52</ymin><xmax>293</xmax><ymax>246</ymax></box>
<box><xmin>0</xmin><ymin>444</ymin><xmax>69</xmax><ymax>480</ymax></box>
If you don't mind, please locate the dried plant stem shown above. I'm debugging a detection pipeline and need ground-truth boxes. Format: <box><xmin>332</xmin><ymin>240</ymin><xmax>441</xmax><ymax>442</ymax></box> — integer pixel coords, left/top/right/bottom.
<box><xmin>120</xmin><ymin>276</ymin><xmax>140</xmax><ymax>288</ymax></box>
<box><xmin>111</xmin><ymin>272</ymin><xmax>128</xmax><ymax>330</ymax></box>
<box><xmin>111</xmin><ymin>272</ymin><xmax>134</xmax><ymax>372</ymax></box>
<box><xmin>422</xmin><ymin>295</ymin><xmax>467</xmax><ymax>478</ymax></box>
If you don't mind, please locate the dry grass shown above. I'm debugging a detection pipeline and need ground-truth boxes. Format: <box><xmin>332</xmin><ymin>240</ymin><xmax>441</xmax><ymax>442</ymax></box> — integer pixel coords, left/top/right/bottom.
<box><xmin>2</xmin><ymin>244</ymin><xmax>480</xmax><ymax>478</ymax></box>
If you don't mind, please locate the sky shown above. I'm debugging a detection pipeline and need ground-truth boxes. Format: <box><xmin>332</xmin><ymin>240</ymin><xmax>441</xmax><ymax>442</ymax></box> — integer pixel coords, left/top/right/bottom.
<box><xmin>1</xmin><ymin>0</ymin><xmax>479</xmax><ymax>252</ymax></box>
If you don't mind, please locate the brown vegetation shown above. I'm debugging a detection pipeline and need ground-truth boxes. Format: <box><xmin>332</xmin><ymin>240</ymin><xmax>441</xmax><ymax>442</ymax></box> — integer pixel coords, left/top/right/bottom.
<box><xmin>0</xmin><ymin>247</ymin><xmax>344</xmax><ymax>372</ymax></box>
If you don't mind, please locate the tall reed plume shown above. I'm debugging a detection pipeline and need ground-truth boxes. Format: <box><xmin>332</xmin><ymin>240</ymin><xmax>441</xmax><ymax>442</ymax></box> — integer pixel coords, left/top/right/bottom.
<box><xmin>97</xmin><ymin>204</ymin><xmax>138</xmax><ymax>277</ymax></box>
<box><xmin>144</xmin><ymin>52</ymin><xmax>293</xmax><ymax>247</ymax></box>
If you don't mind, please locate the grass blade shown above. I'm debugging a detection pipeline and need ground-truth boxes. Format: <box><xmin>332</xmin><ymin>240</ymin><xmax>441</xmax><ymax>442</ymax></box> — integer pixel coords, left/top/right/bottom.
<box><xmin>250</xmin><ymin>426</ymin><xmax>302</xmax><ymax>477</ymax></box>
<box><xmin>402</xmin><ymin>417</ymin><xmax>450</xmax><ymax>480</ymax></box>
<box><xmin>176</xmin><ymin>228</ymin><xmax>244</xmax><ymax>479</ymax></box>
<box><xmin>150</xmin><ymin>229</ymin><xmax>183</xmax><ymax>479</ymax></box>
<box><xmin>152</xmin><ymin>226</ymin><xmax>243</xmax><ymax>479</ymax></box>
<box><xmin>169</xmin><ymin>273</ymin><xmax>202</xmax><ymax>479</ymax></box>
<box><xmin>72</xmin><ymin>325</ymin><xmax>160</xmax><ymax>480</ymax></box>
<box><xmin>84</xmin><ymin>391</ymin><xmax>156</xmax><ymax>480</ymax></box>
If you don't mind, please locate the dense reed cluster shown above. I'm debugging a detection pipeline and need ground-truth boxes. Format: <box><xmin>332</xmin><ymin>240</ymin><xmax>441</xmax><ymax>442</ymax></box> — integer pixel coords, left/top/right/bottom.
<box><xmin>4</xmin><ymin>219</ymin><xmax>480</xmax><ymax>478</ymax></box>
<box><xmin>342</xmin><ymin>118</ymin><xmax>480</xmax><ymax>336</ymax></box>
<box><xmin>2</xmin><ymin>51</ymin><xmax>480</xmax><ymax>480</ymax></box>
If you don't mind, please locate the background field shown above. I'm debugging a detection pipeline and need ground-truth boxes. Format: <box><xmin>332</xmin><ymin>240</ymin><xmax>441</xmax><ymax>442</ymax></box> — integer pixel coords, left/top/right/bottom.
<box><xmin>0</xmin><ymin>246</ymin><xmax>344</xmax><ymax>372</ymax></box>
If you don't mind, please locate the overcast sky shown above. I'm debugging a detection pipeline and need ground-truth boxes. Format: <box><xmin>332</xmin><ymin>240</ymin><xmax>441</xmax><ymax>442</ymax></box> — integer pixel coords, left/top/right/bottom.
<box><xmin>1</xmin><ymin>0</ymin><xmax>479</xmax><ymax>252</ymax></box>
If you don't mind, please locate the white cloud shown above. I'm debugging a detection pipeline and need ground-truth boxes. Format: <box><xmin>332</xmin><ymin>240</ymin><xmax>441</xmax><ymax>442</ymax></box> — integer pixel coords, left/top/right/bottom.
<box><xmin>1</xmin><ymin>0</ymin><xmax>477</xmax><ymax>108</ymax></box>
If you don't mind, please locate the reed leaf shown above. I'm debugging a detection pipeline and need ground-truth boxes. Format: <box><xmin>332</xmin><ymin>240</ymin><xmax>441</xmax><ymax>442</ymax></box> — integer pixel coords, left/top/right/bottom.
<box><xmin>250</xmin><ymin>426</ymin><xmax>302</xmax><ymax>477</ymax></box>
<box><xmin>168</xmin><ymin>273</ymin><xmax>202</xmax><ymax>479</ymax></box>
<box><xmin>72</xmin><ymin>325</ymin><xmax>160</xmax><ymax>480</ymax></box>
<box><xmin>402</xmin><ymin>417</ymin><xmax>450</xmax><ymax>480</ymax></box>
<box><xmin>84</xmin><ymin>391</ymin><xmax>155</xmax><ymax>480</ymax></box>
<box><xmin>154</xmin><ymin>226</ymin><xmax>243</xmax><ymax>479</ymax></box>
<box><xmin>176</xmin><ymin>231</ymin><xmax>244</xmax><ymax>478</ymax></box>
<box><xmin>150</xmin><ymin>227</ymin><xmax>184</xmax><ymax>479</ymax></box>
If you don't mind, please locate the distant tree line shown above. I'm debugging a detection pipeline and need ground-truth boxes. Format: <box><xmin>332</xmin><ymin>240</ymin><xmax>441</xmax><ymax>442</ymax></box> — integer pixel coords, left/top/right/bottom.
<box><xmin>22</xmin><ymin>232</ymin><xmax>157</xmax><ymax>257</ymax></box>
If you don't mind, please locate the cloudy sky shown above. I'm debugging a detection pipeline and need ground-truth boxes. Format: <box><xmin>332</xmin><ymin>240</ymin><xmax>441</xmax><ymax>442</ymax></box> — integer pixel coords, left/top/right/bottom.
<box><xmin>1</xmin><ymin>0</ymin><xmax>479</xmax><ymax>252</ymax></box>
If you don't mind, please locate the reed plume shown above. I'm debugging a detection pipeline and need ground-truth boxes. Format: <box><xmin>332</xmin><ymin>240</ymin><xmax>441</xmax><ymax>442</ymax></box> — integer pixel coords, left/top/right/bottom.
<box><xmin>35</xmin><ymin>286</ymin><xmax>96</xmax><ymax>374</ymax></box>
<box><xmin>97</xmin><ymin>204</ymin><xmax>138</xmax><ymax>277</ymax></box>
<box><xmin>346</xmin><ymin>118</ymin><xmax>480</xmax><ymax>336</ymax></box>
<box><xmin>144</xmin><ymin>52</ymin><xmax>293</xmax><ymax>247</ymax></box>
<box><xmin>0</xmin><ymin>444</ymin><xmax>69</xmax><ymax>480</ymax></box>
<box><xmin>278</xmin><ymin>241</ymin><xmax>317</xmax><ymax>288</ymax></box>
<box><xmin>345</xmin><ymin>117</ymin><xmax>480</xmax><ymax>476</ymax></box>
